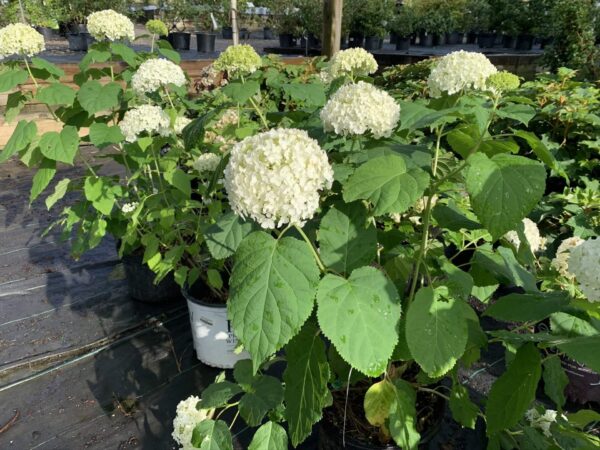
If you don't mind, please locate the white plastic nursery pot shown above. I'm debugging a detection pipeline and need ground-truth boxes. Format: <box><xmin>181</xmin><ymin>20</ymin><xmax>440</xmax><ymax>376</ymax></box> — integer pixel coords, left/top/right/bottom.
<box><xmin>183</xmin><ymin>285</ymin><xmax>249</xmax><ymax>369</ymax></box>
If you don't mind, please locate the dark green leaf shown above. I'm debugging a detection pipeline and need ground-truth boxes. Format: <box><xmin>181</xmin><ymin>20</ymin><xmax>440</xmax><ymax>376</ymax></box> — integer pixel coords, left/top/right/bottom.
<box><xmin>248</xmin><ymin>422</ymin><xmax>288</xmax><ymax>450</ymax></box>
<box><xmin>496</xmin><ymin>104</ymin><xmax>536</xmax><ymax>125</ymax></box>
<box><xmin>432</xmin><ymin>202</ymin><xmax>482</xmax><ymax>231</ymax></box>
<box><xmin>239</xmin><ymin>375</ymin><xmax>284</xmax><ymax>427</ymax></box>
<box><xmin>88</xmin><ymin>122</ymin><xmax>125</xmax><ymax>148</ymax></box>
<box><xmin>282</xmin><ymin>82</ymin><xmax>326</xmax><ymax>106</ymax></box>
<box><xmin>39</xmin><ymin>126</ymin><xmax>79</xmax><ymax>164</ymax></box>
<box><xmin>557</xmin><ymin>335</ymin><xmax>600</xmax><ymax>373</ymax></box>
<box><xmin>191</xmin><ymin>419</ymin><xmax>233</xmax><ymax>450</ymax></box>
<box><xmin>449</xmin><ymin>383</ymin><xmax>479</xmax><ymax>429</ymax></box>
<box><xmin>484</xmin><ymin>292</ymin><xmax>569</xmax><ymax>322</ymax></box>
<box><xmin>222</xmin><ymin>80</ymin><xmax>260</xmax><ymax>104</ymax></box>
<box><xmin>164</xmin><ymin>168</ymin><xmax>191</xmax><ymax>196</ymax></box>
<box><xmin>31</xmin><ymin>57</ymin><xmax>64</xmax><ymax>78</ymax></box>
<box><xmin>543</xmin><ymin>356</ymin><xmax>568</xmax><ymax>410</ymax></box>
<box><xmin>159</xmin><ymin>46</ymin><xmax>181</xmax><ymax>64</ymax></box>
<box><xmin>205</xmin><ymin>212</ymin><xmax>256</xmax><ymax>260</ymax></box>
<box><xmin>389</xmin><ymin>379</ymin><xmax>420</xmax><ymax>450</ymax></box>
<box><xmin>201</xmin><ymin>381</ymin><xmax>243</xmax><ymax>409</ymax></box>
<box><xmin>77</xmin><ymin>80</ymin><xmax>122</xmax><ymax>114</ymax></box>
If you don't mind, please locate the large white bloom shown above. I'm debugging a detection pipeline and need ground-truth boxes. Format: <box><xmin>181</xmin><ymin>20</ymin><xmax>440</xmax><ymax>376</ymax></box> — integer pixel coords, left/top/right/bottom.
<box><xmin>224</xmin><ymin>129</ymin><xmax>333</xmax><ymax>229</ymax></box>
<box><xmin>569</xmin><ymin>238</ymin><xmax>600</xmax><ymax>302</ymax></box>
<box><xmin>323</xmin><ymin>47</ymin><xmax>378</xmax><ymax>81</ymax></box>
<box><xmin>551</xmin><ymin>236</ymin><xmax>585</xmax><ymax>276</ymax></box>
<box><xmin>119</xmin><ymin>105</ymin><xmax>170</xmax><ymax>142</ymax></box>
<box><xmin>427</xmin><ymin>50</ymin><xmax>498</xmax><ymax>98</ymax></box>
<box><xmin>0</xmin><ymin>23</ymin><xmax>45</xmax><ymax>57</ymax></box>
<box><xmin>172</xmin><ymin>396</ymin><xmax>212</xmax><ymax>450</ymax></box>
<box><xmin>320</xmin><ymin>81</ymin><xmax>400</xmax><ymax>139</ymax></box>
<box><xmin>131</xmin><ymin>58</ymin><xmax>187</xmax><ymax>95</ymax></box>
<box><xmin>504</xmin><ymin>218</ymin><xmax>546</xmax><ymax>253</ymax></box>
<box><xmin>193</xmin><ymin>153</ymin><xmax>221</xmax><ymax>173</ymax></box>
<box><xmin>87</xmin><ymin>10</ymin><xmax>135</xmax><ymax>42</ymax></box>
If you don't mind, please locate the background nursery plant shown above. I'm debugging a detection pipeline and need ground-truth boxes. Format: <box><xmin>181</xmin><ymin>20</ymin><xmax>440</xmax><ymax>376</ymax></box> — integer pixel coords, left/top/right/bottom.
<box><xmin>171</xmin><ymin>49</ymin><xmax>600</xmax><ymax>449</ymax></box>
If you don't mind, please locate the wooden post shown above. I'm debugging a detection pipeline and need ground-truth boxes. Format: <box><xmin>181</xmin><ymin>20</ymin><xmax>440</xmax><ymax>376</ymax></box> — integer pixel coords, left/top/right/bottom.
<box><xmin>231</xmin><ymin>0</ymin><xmax>239</xmax><ymax>45</ymax></box>
<box><xmin>323</xmin><ymin>0</ymin><xmax>343</xmax><ymax>57</ymax></box>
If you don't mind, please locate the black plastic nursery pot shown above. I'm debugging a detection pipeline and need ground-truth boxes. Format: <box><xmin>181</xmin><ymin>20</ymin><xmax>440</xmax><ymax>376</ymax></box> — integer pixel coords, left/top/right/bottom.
<box><xmin>363</xmin><ymin>36</ymin><xmax>382</xmax><ymax>51</ymax></box>
<box><xmin>434</xmin><ymin>33</ymin><xmax>447</xmax><ymax>46</ymax></box>
<box><xmin>515</xmin><ymin>34</ymin><xmax>534</xmax><ymax>51</ymax></box>
<box><xmin>562</xmin><ymin>358</ymin><xmax>600</xmax><ymax>405</ymax></box>
<box><xmin>279</xmin><ymin>33</ymin><xmax>296</xmax><ymax>47</ymax></box>
<box><xmin>420</xmin><ymin>32</ymin><xmax>434</xmax><ymax>47</ymax></box>
<box><xmin>263</xmin><ymin>26</ymin><xmax>274</xmax><ymax>40</ymax></box>
<box><xmin>348</xmin><ymin>32</ymin><xmax>364</xmax><ymax>48</ymax></box>
<box><xmin>196</xmin><ymin>32</ymin><xmax>216</xmax><ymax>53</ymax></box>
<box><xmin>67</xmin><ymin>33</ymin><xmax>89</xmax><ymax>51</ymax></box>
<box><xmin>447</xmin><ymin>31</ymin><xmax>463</xmax><ymax>45</ymax></box>
<box><xmin>169</xmin><ymin>32</ymin><xmax>191</xmax><ymax>50</ymax></box>
<box><xmin>478</xmin><ymin>32</ymin><xmax>496</xmax><ymax>48</ymax></box>
<box><xmin>222</xmin><ymin>26</ymin><xmax>233</xmax><ymax>39</ymax></box>
<box><xmin>300</xmin><ymin>34</ymin><xmax>321</xmax><ymax>49</ymax></box>
<box><xmin>122</xmin><ymin>251</ymin><xmax>181</xmax><ymax>304</ymax></box>
<box><xmin>36</xmin><ymin>26</ymin><xmax>57</xmax><ymax>40</ymax></box>
<box><xmin>395</xmin><ymin>36</ymin><xmax>411</xmax><ymax>51</ymax></box>
<box><xmin>466</xmin><ymin>31</ymin><xmax>477</xmax><ymax>44</ymax></box>
<box><xmin>502</xmin><ymin>35</ymin><xmax>517</xmax><ymax>49</ymax></box>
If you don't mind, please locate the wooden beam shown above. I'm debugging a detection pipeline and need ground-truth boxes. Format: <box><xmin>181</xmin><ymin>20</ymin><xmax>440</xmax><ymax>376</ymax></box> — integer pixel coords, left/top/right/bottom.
<box><xmin>323</xmin><ymin>0</ymin><xmax>343</xmax><ymax>57</ymax></box>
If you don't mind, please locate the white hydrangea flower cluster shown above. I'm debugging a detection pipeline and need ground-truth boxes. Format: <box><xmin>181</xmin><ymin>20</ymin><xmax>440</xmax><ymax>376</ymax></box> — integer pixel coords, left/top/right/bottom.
<box><xmin>172</xmin><ymin>396</ymin><xmax>212</xmax><ymax>450</ymax></box>
<box><xmin>193</xmin><ymin>153</ymin><xmax>221</xmax><ymax>173</ymax></box>
<box><xmin>87</xmin><ymin>10</ymin><xmax>135</xmax><ymax>42</ymax></box>
<box><xmin>131</xmin><ymin>58</ymin><xmax>187</xmax><ymax>95</ymax></box>
<box><xmin>427</xmin><ymin>50</ymin><xmax>498</xmax><ymax>98</ymax></box>
<box><xmin>205</xmin><ymin>109</ymin><xmax>239</xmax><ymax>146</ymax></box>
<box><xmin>504</xmin><ymin>218</ymin><xmax>546</xmax><ymax>253</ymax></box>
<box><xmin>551</xmin><ymin>236</ymin><xmax>584</xmax><ymax>276</ymax></box>
<box><xmin>119</xmin><ymin>105</ymin><xmax>171</xmax><ymax>142</ymax></box>
<box><xmin>121</xmin><ymin>202</ymin><xmax>138</xmax><ymax>213</ymax></box>
<box><xmin>174</xmin><ymin>116</ymin><xmax>192</xmax><ymax>135</ymax></box>
<box><xmin>320</xmin><ymin>81</ymin><xmax>400</xmax><ymax>139</ymax></box>
<box><xmin>224</xmin><ymin>129</ymin><xmax>333</xmax><ymax>229</ymax></box>
<box><xmin>213</xmin><ymin>44</ymin><xmax>262</xmax><ymax>77</ymax></box>
<box><xmin>525</xmin><ymin>408</ymin><xmax>560</xmax><ymax>438</ymax></box>
<box><xmin>0</xmin><ymin>23</ymin><xmax>45</xmax><ymax>57</ymax></box>
<box><xmin>568</xmin><ymin>238</ymin><xmax>600</xmax><ymax>302</ymax></box>
<box><xmin>322</xmin><ymin>47</ymin><xmax>378</xmax><ymax>82</ymax></box>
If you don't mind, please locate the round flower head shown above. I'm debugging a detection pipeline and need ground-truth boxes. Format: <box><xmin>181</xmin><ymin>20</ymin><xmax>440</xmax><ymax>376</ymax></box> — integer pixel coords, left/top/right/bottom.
<box><xmin>504</xmin><ymin>218</ymin><xmax>546</xmax><ymax>253</ymax></box>
<box><xmin>224</xmin><ymin>129</ymin><xmax>334</xmax><ymax>229</ymax></box>
<box><xmin>568</xmin><ymin>238</ymin><xmax>600</xmax><ymax>302</ymax></box>
<box><xmin>213</xmin><ymin>44</ymin><xmax>262</xmax><ymax>77</ymax></box>
<box><xmin>174</xmin><ymin>116</ymin><xmax>192</xmax><ymax>135</ymax></box>
<box><xmin>427</xmin><ymin>51</ymin><xmax>498</xmax><ymax>98</ymax></box>
<box><xmin>320</xmin><ymin>81</ymin><xmax>400</xmax><ymax>139</ymax></box>
<box><xmin>551</xmin><ymin>236</ymin><xmax>584</xmax><ymax>276</ymax></box>
<box><xmin>0</xmin><ymin>23</ymin><xmax>45</xmax><ymax>57</ymax></box>
<box><xmin>146</xmin><ymin>19</ymin><xmax>168</xmax><ymax>37</ymax></box>
<box><xmin>119</xmin><ymin>105</ymin><xmax>170</xmax><ymax>142</ymax></box>
<box><xmin>487</xmin><ymin>71</ymin><xmax>521</xmax><ymax>94</ymax></box>
<box><xmin>131</xmin><ymin>58</ymin><xmax>186</xmax><ymax>95</ymax></box>
<box><xmin>172</xmin><ymin>395</ymin><xmax>212</xmax><ymax>450</ymax></box>
<box><xmin>193</xmin><ymin>153</ymin><xmax>221</xmax><ymax>173</ymax></box>
<box><xmin>324</xmin><ymin>47</ymin><xmax>378</xmax><ymax>81</ymax></box>
<box><xmin>87</xmin><ymin>10</ymin><xmax>135</xmax><ymax>42</ymax></box>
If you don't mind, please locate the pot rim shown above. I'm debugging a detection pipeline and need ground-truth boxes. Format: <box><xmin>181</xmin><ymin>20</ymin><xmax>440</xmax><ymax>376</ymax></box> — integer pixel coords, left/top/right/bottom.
<box><xmin>182</xmin><ymin>285</ymin><xmax>227</xmax><ymax>309</ymax></box>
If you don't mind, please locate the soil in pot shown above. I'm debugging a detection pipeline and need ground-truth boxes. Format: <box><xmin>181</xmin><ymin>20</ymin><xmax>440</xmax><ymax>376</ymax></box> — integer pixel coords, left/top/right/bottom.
<box><xmin>197</xmin><ymin>32</ymin><xmax>216</xmax><ymax>53</ymax></box>
<box><xmin>279</xmin><ymin>33</ymin><xmax>296</xmax><ymax>47</ymax></box>
<box><xmin>170</xmin><ymin>32</ymin><xmax>191</xmax><ymax>51</ymax></box>
<box><xmin>122</xmin><ymin>251</ymin><xmax>181</xmax><ymax>303</ymax></box>
<box><xmin>395</xmin><ymin>37</ymin><xmax>411</xmax><ymax>51</ymax></box>
<box><xmin>562</xmin><ymin>358</ymin><xmax>600</xmax><ymax>405</ymax></box>
<box><xmin>318</xmin><ymin>379</ymin><xmax>445</xmax><ymax>449</ymax></box>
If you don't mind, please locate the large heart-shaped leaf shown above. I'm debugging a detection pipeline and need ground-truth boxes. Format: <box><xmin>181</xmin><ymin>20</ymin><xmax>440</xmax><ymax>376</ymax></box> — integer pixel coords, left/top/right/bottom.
<box><xmin>77</xmin><ymin>80</ymin><xmax>122</xmax><ymax>114</ymax></box>
<box><xmin>228</xmin><ymin>232</ymin><xmax>320</xmax><ymax>371</ymax></box>
<box><xmin>318</xmin><ymin>201</ymin><xmax>377</xmax><ymax>275</ymax></box>
<box><xmin>39</xmin><ymin>126</ymin><xmax>79</xmax><ymax>164</ymax></box>
<box><xmin>191</xmin><ymin>419</ymin><xmax>233</xmax><ymax>450</ymax></box>
<box><xmin>30</xmin><ymin>158</ymin><xmax>56</xmax><ymax>203</ymax></box>
<box><xmin>317</xmin><ymin>266</ymin><xmax>401</xmax><ymax>376</ymax></box>
<box><xmin>405</xmin><ymin>286</ymin><xmax>469</xmax><ymax>377</ymax></box>
<box><xmin>35</xmin><ymin>83</ymin><xmax>76</xmax><ymax>106</ymax></box>
<box><xmin>343</xmin><ymin>154</ymin><xmax>430</xmax><ymax>216</ymax></box>
<box><xmin>0</xmin><ymin>120</ymin><xmax>37</xmax><ymax>163</ymax></box>
<box><xmin>0</xmin><ymin>68</ymin><xmax>28</xmax><ymax>92</ymax></box>
<box><xmin>238</xmin><ymin>375</ymin><xmax>284</xmax><ymax>426</ymax></box>
<box><xmin>466</xmin><ymin>153</ymin><xmax>546</xmax><ymax>239</ymax></box>
<box><xmin>88</xmin><ymin>122</ymin><xmax>125</xmax><ymax>149</ymax></box>
<box><xmin>248</xmin><ymin>422</ymin><xmax>288</xmax><ymax>450</ymax></box>
<box><xmin>205</xmin><ymin>212</ymin><xmax>257</xmax><ymax>260</ymax></box>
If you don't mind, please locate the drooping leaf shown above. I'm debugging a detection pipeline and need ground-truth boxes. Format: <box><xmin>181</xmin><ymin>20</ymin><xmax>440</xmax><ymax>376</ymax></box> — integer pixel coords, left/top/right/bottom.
<box><xmin>228</xmin><ymin>232</ymin><xmax>320</xmax><ymax>371</ymax></box>
<box><xmin>110</xmin><ymin>42</ymin><xmax>139</xmax><ymax>67</ymax></box>
<box><xmin>281</xmin><ymin>82</ymin><xmax>326</xmax><ymax>106</ymax></box>
<box><xmin>77</xmin><ymin>80</ymin><xmax>122</xmax><ymax>114</ymax></box>
<box><xmin>513</xmin><ymin>130</ymin><xmax>567</xmax><ymax>179</ymax></box>
<box><xmin>222</xmin><ymin>80</ymin><xmax>260</xmax><ymax>104</ymax></box>
<box><xmin>205</xmin><ymin>212</ymin><xmax>256</xmax><ymax>260</ymax></box>
<box><xmin>496</xmin><ymin>104</ymin><xmax>536</xmax><ymax>125</ymax></box>
<box><xmin>466</xmin><ymin>153</ymin><xmax>546</xmax><ymax>239</ymax></box>
<box><xmin>88</xmin><ymin>122</ymin><xmax>125</xmax><ymax>149</ymax></box>
<box><xmin>31</xmin><ymin>57</ymin><xmax>64</xmax><ymax>78</ymax></box>
<box><xmin>343</xmin><ymin>154</ymin><xmax>430</xmax><ymax>216</ymax></box>
<box><xmin>84</xmin><ymin>176</ymin><xmax>116</xmax><ymax>215</ymax></box>
<box><xmin>317</xmin><ymin>266</ymin><xmax>401</xmax><ymax>376</ymax></box>
<box><xmin>486</xmin><ymin>343</ymin><xmax>542</xmax><ymax>435</ymax></box>
<box><xmin>449</xmin><ymin>383</ymin><xmax>479</xmax><ymax>429</ymax></box>
<box><xmin>38</xmin><ymin>126</ymin><xmax>79</xmax><ymax>164</ymax></box>
<box><xmin>318</xmin><ymin>201</ymin><xmax>377</xmax><ymax>274</ymax></box>
<box><xmin>239</xmin><ymin>375</ymin><xmax>284</xmax><ymax>427</ymax></box>
<box><xmin>248</xmin><ymin>422</ymin><xmax>288</xmax><ymax>450</ymax></box>
<box><xmin>0</xmin><ymin>68</ymin><xmax>28</xmax><ymax>92</ymax></box>
<box><xmin>543</xmin><ymin>356</ymin><xmax>568</xmax><ymax>410</ymax></box>
<box><xmin>472</xmin><ymin>246</ymin><xmax>538</xmax><ymax>293</ymax></box>
<box><xmin>284</xmin><ymin>320</ymin><xmax>331</xmax><ymax>447</ymax></box>
<box><xmin>405</xmin><ymin>287</ymin><xmax>469</xmax><ymax>377</ymax></box>
<box><xmin>45</xmin><ymin>178</ymin><xmax>70</xmax><ymax>210</ymax></box>
<box><xmin>432</xmin><ymin>202</ymin><xmax>482</xmax><ymax>231</ymax></box>
<box><xmin>200</xmin><ymin>381</ymin><xmax>243</xmax><ymax>409</ymax></box>
<box><xmin>364</xmin><ymin>379</ymin><xmax>395</xmax><ymax>427</ymax></box>
<box><xmin>164</xmin><ymin>168</ymin><xmax>191</xmax><ymax>196</ymax></box>
<box><xmin>30</xmin><ymin>158</ymin><xmax>56</xmax><ymax>203</ymax></box>
<box><xmin>191</xmin><ymin>419</ymin><xmax>233</xmax><ymax>450</ymax></box>
<box><xmin>35</xmin><ymin>83</ymin><xmax>76</xmax><ymax>106</ymax></box>
<box><xmin>388</xmin><ymin>379</ymin><xmax>420</xmax><ymax>450</ymax></box>
<box><xmin>484</xmin><ymin>292</ymin><xmax>569</xmax><ymax>322</ymax></box>
<box><xmin>0</xmin><ymin>120</ymin><xmax>37</xmax><ymax>163</ymax></box>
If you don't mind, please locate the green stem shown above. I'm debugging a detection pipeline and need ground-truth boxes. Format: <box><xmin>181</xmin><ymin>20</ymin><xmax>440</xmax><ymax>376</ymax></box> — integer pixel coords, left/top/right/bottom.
<box><xmin>407</xmin><ymin>194</ymin><xmax>434</xmax><ymax>303</ymax></box>
<box><xmin>150</xmin><ymin>34</ymin><xmax>155</xmax><ymax>53</ymax></box>
<box><xmin>294</xmin><ymin>225</ymin><xmax>327</xmax><ymax>273</ymax></box>
<box><xmin>248</xmin><ymin>96</ymin><xmax>268</xmax><ymax>130</ymax></box>
<box><xmin>163</xmin><ymin>87</ymin><xmax>176</xmax><ymax>110</ymax></box>
<box><xmin>24</xmin><ymin>57</ymin><xmax>60</xmax><ymax>121</ymax></box>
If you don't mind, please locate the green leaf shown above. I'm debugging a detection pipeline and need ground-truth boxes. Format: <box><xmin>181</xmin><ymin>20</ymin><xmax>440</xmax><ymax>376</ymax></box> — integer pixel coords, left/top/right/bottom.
<box><xmin>233</xmin><ymin>359</ymin><xmax>256</xmax><ymax>391</ymax></box>
<box><xmin>406</xmin><ymin>287</ymin><xmax>469</xmax><ymax>377</ymax></box>
<box><xmin>567</xmin><ymin>410</ymin><xmax>600</xmax><ymax>429</ymax></box>
<box><xmin>364</xmin><ymin>379</ymin><xmax>395</xmax><ymax>427</ymax></box>
<box><xmin>472</xmin><ymin>246</ymin><xmax>538</xmax><ymax>293</ymax></box>
<box><xmin>84</xmin><ymin>176</ymin><xmax>116</xmax><ymax>215</ymax></box>
<box><xmin>239</xmin><ymin>375</ymin><xmax>284</xmax><ymax>427</ymax></box>
<box><xmin>77</xmin><ymin>80</ymin><xmax>122</xmax><ymax>114</ymax></box>
<box><xmin>200</xmin><ymin>381</ymin><xmax>243</xmax><ymax>409</ymax></box>
<box><xmin>248</xmin><ymin>422</ymin><xmax>288</xmax><ymax>450</ymax></box>
<box><xmin>543</xmin><ymin>356</ymin><xmax>568</xmax><ymax>410</ymax></box>
<box><xmin>45</xmin><ymin>178</ymin><xmax>70</xmax><ymax>210</ymax></box>
<box><xmin>0</xmin><ymin>120</ymin><xmax>37</xmax><ymax>163</ymax></box>
<box><xmin>486</xmin><ymin>343</ymin><xmax>542</xmax><ymax>436</ymax></box>
<box><xmin>222</xmin><ymin>80</ymin><xmax>260</xmax><ymax>104</ymax></box>
<box><xmin>228</xmin><ymin>232</ymin><xmax>320</xmax><ymax>371</ymax></box>
<box><xmin>389</xmin><ymin>379</ymin><xmax>420</xmax><ymax>450</ymax></box>
<box><xmin>31</xmin><ymin>57</ymin><xmax>64</xmax><ymax>78</ymax></box>
<box><xmin>164</xmin><ymin>168</ymin><xmax>191</xmax><ymax>196</ymax></box>
<box><xmin>318</xmin><ymin>201</ymin><xmax>377</xmax><ymax>274</ymax></box>
<box><xmin>432</xmin><ymin>202</ymin><xmax>482</xmax><ymax>231</ymax></box>
<box><xmin>38</xmin><ymin>126</ymin><xmax>79</xmax><ymax>164</ymax></box>
<box><xmin>88</xmin><ymin>122</ymin><xmax>125</xmax><ymax>149</ymax></box>
<box><xmin>282</xmin><ymin>82</ymin><xmax>326</xmax><ymax>106</ymax></box>
<box><xmin>158</xmin><ymin>46</ymin><xmax>181</xmax><ymax>64</ymax></box>
<box><xmin>5</xmin><ymin>91</ymin><xmax>29</xmax><ymax>122</ymax></box>
<box><xmin>496</xmin><ymin>104</ymin><xmax>536</xmax><ymax>125</ymax></box>
<box><xmin>466</xmin><ymin>153</ymin><xmax>546</xmax><ymax>239</ymax></box>
<box><xmin>30</xmin><ymin>159</ymin><xmax>56</xmax><ymax>203</ymax></box>
<box><xmin>284</xmin><ymin>320</ymin><xmax>331</xmax><ymax>447</ymax></box>
<box><xmin>513</xmin><ymin>130</ymin><xmax>567</xmax><ymax>180</ymax></box>
<box><xmin>442</xmin><ymin>260</ymin><xmax>474</xmax><ymax>301</ymax></box>
<box><xmin>205</xmin><ymin>212</ymin><xmax>256</xmax><ymax>260</ymax></box>
<box><xmin>191</xmin><ymin>419</ymin><xmax>233</xmax><ymax>450</ymax></box>
<box><xmin>35</xmin><ymin>83</ymin><xmax>76</xmax><ymax>106</ymax></box>
<box><xmin>557</xmin><ymin>335</ymin><xmax>600</xmax><ymax>373</ymax></box>
<box><xmin>0</xmin><ymin>68</ymin><xmax>28</xmax><ymax>92</ymax></box>
<box><xmin>343</xmin><ymin>154</ymin><xmax>430</xmax><ymax>216</ymax></box>
<box><xmin>449</xmin><ymin>383</ymin><xmax>479</xmax><ymax>429</ymax></box>
<box><xmin>316</xmin><ymin>266</ymin><xmax>401</xmax><ymax>376</ymax></box>
<box><xmin>79</xmin><ymin>48</ymin><xmax>111</xmax><ymax>71</ymax></box>
<box><xmin>398</xmin><ymin>100</ymin><xmax>434</xmax><ymax>131</ymax></box>
<box><xmin>550</xmin><ymin>312</ymin><xmax>599</xmax><ymax>337</ymax></box>
<box><xmin>110</xmin><ymin>42</ymin><xmax>139</xmax><ymax>67</ymax></box>
<box><xmin>484</xmin><ymin>292</ymin><xmax>569</xmax><ymax>322</ymax></box>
